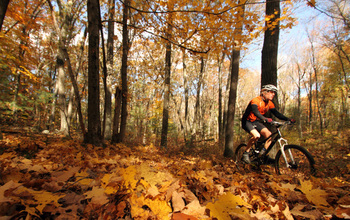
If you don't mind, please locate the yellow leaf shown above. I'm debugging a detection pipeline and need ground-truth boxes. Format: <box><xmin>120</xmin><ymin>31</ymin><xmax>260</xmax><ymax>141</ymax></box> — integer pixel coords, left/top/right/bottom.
<box><xmin>299</xmin><ymin>180</ymin><xmax>330</xmax><ymax>208</ymax></box>
<box><xmin>76</xmin><ymin>171</ymin><xmax>94</xmax><ymax>186</ymax></box>
<box><xmin>13</xmin><ymin>187</ymin><xmax>64</xmax><ymax>214</ymax></box>
<box><xmin>129</xmin><ymin>194</ymin><xmax>172</xmax><ymax>220</ymax></box>
<box><xmin>31</xmin><ymin>190</ymin><xmax>64</xmax><ymax>214</ymax></box>
<box><xmin>0</xmin><ymin>180</ymin><xmax>22</xmax><ymax>203</ymax></box>
<box><xmin>206</xmin><ymin>192</ymin><xmax>251</xmax><ymax>220</ymax></box>
<box><xmin>121</xmin><ymin>166</ymin><xmax>138</xmax><ymax>189</ymax></box>
<box><xmin>84</xmin><ymin>186</ymin><xmax>109</xmax><ymax>205</ymax></box>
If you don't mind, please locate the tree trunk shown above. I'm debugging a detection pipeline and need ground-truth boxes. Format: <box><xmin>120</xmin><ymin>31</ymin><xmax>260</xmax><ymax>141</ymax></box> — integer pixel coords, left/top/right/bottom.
<box><xmin>85</xmin><ymin>0</ymin><xmax>102</xmax><ymax>145</ymax></box>
<box><xmin>0</xmin><ymin>0</ymin><xmax>10</xmax><ymax>31</ymax></box>
<box><xmin>47</xmin><ymin>0</ymin><xmax>86</xmax><ymax>137</ymax></box>
<box><xmin>261</xmin><ymin>0</ymin><xmax>280</xmax><ymax>156</ymax></box>
<box><xmin>308</xmin><ymin>72</ymin><xmax>313</xmax><ymax>132</ymax></box>
<box><xmin>57</xmin><ymin>47</ymin><xmax>69</xmax><ymax>136</ymax></box>
<box><xmin>104</xmin><ymin>0</ymin><xmax>115</xmax><ymax>140</ymax></box>
<box><xmin>112</xmin><ymin>88</ymin><xmax>122</xmax><ymax>143</ymax></box>
<box><xmin>194</xmin><ymin>56</ymin><xmax>205</xmax><ymax>139</ymax></box>
<box><xmin>224</xmin><ymin>0</ymin><xmax>245</xmax><ymax>158</ymax></box>
<box><xmin>224</xmin><ymin>48</ymin><xmax>240</xmax><ymax>157</ymax></box>
<box><xmin>160</xmin><ymin>32</ymin><xmax>172</xmax><ymax>148</ymax></box>
<box><xmin>160</xmin><ymin>1</ymin><xmax>173</xmax><ymax>148</ymax></box>
<box><xmin>62</xmin><ymin>46</ymin><xmax>86</xmax><ymax>138</ymax></box>
<box><xmin>308</xmin><ymin>33</ymin><xmax>323</xmax><ymax>135</ymax></box>
<box><xmin>100</xmin><ymin>11</ymin><xmax>108</xmax><ymax>140</ymax></box>
<box><xmin>261</xmin><ymin>0</ymin><xmax>280</xmax><ymax>107</ymax></box>
<box><xmin>182</xmin><ymin>50</ymin><xmax>189</xmax><ymax>142</ymax></box>
<box><xmin>296</xmin><ymin>63</ymin><xmax>305</xmax><ymax>138</ymax></box>
<box><xmin>117</xmin><ymin>0</ymin><xmax>130</xmax><ymax>143</ymax></box>
<box><xmin>218</xmin><ymin>52</ymin><xmax>225</xmax><ymax>143</ymax></box>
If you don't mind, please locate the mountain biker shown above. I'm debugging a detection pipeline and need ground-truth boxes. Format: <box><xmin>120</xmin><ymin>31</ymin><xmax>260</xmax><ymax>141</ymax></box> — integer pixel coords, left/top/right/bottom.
<box><xmin>241</xmin><ymin>84</ymin><xmax>295</xmax><ymax>164</ymax></box>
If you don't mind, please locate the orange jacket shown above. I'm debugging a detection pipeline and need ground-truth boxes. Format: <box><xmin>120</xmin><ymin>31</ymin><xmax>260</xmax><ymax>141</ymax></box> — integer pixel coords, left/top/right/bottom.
<box><xmin>244</xmin><ymin>95</ymin><xmax>275</xmax><ymax>122</ymax></box>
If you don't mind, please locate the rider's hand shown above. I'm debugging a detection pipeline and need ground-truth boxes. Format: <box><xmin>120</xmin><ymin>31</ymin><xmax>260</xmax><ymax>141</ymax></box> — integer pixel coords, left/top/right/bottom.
<box><xmin>265</xmin><ymin>118</ymin><xmax>273</xmax><ymax>123</ymax></box>
<box><xmin>289</xmin><ymin>118</ymin><xmax>296</xmax><ymax>123</ymax></box>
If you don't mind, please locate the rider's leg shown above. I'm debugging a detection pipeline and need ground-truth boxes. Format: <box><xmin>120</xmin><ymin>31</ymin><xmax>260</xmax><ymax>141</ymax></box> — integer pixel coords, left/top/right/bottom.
<box><xmin>245</xmin><ymin>129</ymin><xmax>260</xmax><ymax>152</ymax></box>
<box><xmin>260</xmin><ymin>128</ymin><xmax>272</xmax><ymax>150</ymax></box>
<box><xmin>242</xmin><ymin>130</ymin><xmax>260</xmax><ymax>163</ymax></box>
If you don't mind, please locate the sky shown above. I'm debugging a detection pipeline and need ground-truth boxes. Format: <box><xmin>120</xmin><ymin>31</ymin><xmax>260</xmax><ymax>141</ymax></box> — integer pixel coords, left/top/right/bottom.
<box><xmin>240</xmin><ymin>2</ymin><xmax>327</xmax><ymax>74</ymax></box>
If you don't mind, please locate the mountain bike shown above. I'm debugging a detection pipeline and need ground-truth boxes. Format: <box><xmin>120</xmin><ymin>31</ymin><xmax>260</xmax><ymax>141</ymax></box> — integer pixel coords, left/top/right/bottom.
<box><xmin>234</xmin><ymin>121</ymin><xmax>316</xmax><ymax>177</ymax></box>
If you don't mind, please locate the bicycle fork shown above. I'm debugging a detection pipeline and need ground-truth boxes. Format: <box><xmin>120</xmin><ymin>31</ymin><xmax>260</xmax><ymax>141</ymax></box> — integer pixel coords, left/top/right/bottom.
<box><xmin>278</xmin><ymin>138</ymin><xmax>296</xmax><ymax>168</ymax></box>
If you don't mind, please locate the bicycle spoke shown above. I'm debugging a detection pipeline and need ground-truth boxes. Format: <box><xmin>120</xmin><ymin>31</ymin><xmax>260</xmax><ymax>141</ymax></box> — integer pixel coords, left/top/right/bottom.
<box><xmin>275</xmin><ymin>145</ymin><xmax>315</xmax><ymax>178</ymax></box>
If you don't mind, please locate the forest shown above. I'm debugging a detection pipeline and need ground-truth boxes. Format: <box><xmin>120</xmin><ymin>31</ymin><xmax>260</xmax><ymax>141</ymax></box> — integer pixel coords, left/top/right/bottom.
<box><xmin>0</xmin><ymin>0</ymin><xmax>349</xmax><ymax>219</ymax></box>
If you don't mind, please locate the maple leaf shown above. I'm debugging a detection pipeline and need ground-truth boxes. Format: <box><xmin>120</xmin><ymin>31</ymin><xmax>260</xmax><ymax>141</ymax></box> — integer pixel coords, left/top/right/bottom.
<box><xmin>172</xmin><ymin>191</ymin><xmax>185</xmax><ymax>212</ymax></box>
<box><xmin>206</xmin><ymin>192</ymin><xmax>251</xmax><ymax>220</ymax></box>
<box><xmin>129</xmin><ymin>194</ymin><xmax>172</xmax><ymax>220</ymax></box>
<box><xmin>182</xmin><ymin>200</ymin><xmax>206</xmax><ymax>218</ymax></box>
<box><xmin>268</xmin><ymin>181</ymin><xmax>296</xmax><ymax>197</ymax></box>
<box><xmin>30</xmin><ymin>190</ymin><xmax>64</xmax><ymax>214</ymax></box>
<box><xmin>84</xmin><ymin>186</ymin><xmax>109</xmax><ymax>205</ymax></box>
<box><xmin>9</xmin><ymin>186</ymin><xmax>64</xmax><ymax>215</ymax></box>
<box><xmin>0</xmin><ymin>180</ymin><xmax>22</xmax><ymax>203</ymax></box>
<box><xmin>121</xmin><ymin>165</ymin><xmax>138</xmax><ymax>189</ymax></box>
<box><xmin>291</xmin><ymin>204</ymin><xmax>324</xmax><ymax>219</ymax></box>
<box><xmin>298</xmin><ymin>180</ymin><xmax>330</xmax><ymax>209</ymax></box>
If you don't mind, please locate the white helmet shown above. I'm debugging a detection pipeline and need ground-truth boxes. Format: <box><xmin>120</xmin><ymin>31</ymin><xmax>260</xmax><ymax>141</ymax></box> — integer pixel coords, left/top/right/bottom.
<box><xmin>262</xmin><ymin>84</ymin><xmax>278</xmax><ymax>92</ymax></box>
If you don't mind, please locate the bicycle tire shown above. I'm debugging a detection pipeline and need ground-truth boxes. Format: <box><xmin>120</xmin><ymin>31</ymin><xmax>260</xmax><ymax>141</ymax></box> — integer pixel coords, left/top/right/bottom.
<box><xmin>275</xmin><ymin>145</ymin><xmax>316</xmax><ymax>177</ymax></box>
<box><xmin>234</xmin><ymin>143</ymin><xmax>247</xmax><ymax>163</ymax></box>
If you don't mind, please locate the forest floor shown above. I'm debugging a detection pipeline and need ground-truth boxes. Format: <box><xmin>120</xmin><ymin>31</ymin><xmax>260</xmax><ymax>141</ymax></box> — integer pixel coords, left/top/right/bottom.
<box><xmin>0</xmin><ymin>125</ymin><xmax>349</xmax><ymax>219</ymax></box>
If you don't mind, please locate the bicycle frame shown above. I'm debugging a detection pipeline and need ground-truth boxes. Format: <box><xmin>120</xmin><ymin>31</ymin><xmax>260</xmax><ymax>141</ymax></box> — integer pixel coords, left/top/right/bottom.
<box><xmin>255</xmin><ymin>122</ymin><xmax>296</xmax><ymax>167</ymax></box>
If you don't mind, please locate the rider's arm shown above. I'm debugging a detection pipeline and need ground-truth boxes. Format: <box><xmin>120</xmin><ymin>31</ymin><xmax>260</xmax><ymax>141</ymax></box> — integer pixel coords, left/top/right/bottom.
<box><xmin>270</xmin><ymin>108</ymin><xmax>289</xmax><ymax>121</ymax></box>
<box><xmin>251</xmin><ymin>104</ymin><xmax>268</xmax><ymax>121</ymax></box>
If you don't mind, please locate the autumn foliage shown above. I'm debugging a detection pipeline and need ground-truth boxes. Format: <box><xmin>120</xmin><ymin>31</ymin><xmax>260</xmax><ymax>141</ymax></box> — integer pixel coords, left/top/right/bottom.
<box><xmin>0</xmin><ymin>127</ymin><xmax>349</xmax><ymax>219</ymax></box>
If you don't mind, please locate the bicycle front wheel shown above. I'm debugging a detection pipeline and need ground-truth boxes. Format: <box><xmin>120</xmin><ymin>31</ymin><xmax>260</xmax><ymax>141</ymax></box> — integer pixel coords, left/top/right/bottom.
<box><xmin>275</xmin><ymin>145</ymin><xmax>316</xmax><ymax>177</ymax></box>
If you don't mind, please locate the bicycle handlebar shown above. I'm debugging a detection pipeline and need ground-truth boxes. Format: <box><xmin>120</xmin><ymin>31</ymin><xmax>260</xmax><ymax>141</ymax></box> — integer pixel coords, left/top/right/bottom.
<box><xmin>270</xmin><ymin>121</ymin><xmax>294</xmax><ymax>126</ymax></box>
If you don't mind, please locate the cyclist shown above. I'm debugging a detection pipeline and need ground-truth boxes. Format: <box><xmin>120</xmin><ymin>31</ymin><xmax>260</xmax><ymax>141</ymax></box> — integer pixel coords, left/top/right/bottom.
<box><xmin>241</xmin><ymin>84</ymin><xmax>295</xmax><ymax>164</ymax></box>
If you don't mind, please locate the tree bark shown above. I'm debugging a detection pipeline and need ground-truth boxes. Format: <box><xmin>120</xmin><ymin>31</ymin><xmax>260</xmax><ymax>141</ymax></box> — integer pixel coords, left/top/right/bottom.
<box><xmin>218</xmin><ymin>52</ymin><xmax>225</xmax><ymax>143</ymax></box>
<box><xmin>261</xmin><ymin>0</ymin><xmax>280</xmax><ymax>107</ymax></box>
<box><xmin>182</xmin><ymin>50</ymin><xmax>189</xmax><ymax>142</ymax></box>
<box><xmin>57</xmin><ymin>47</ymin><xmax>69</xmax><ymax>136</ymax></box>
<box><xmin>261</xmin><ymin>0</ymin><xmax>280</xmax><ymax>156</ymax></box>
<box><xmin>0</xmin><ymin>0</ymin><xmax>10</xmax><ymax>31</ymax></box>
<box><xmin>224</xmin><ymin>48</ymin><xmax>240</xmax><ymax>157</ymax></box>
<box><xmin>104</xmin><ymin>0</ymin><xmax>115</xmax><ymax>140</ymax></box>
<box><xmin>112</xmin><ymin>88</ymin><xmax>122</xmax><ymax>143</ymax></box>
<box><xmin>194</xmin><ymin>56</ymin><xmax>205</xmax><ymax>139</ymax></box>
<box><xmin>116</xmin><ymin>0</ymin><xmax>130</xmax><ymax>143</ymax></box>
<box><xmin>160</xmin><ymin>33</ymin><xmax>172</xmax><ymax>148</ymax></box>
<box><xmin>100</xmin><ymin>10</ymin><xmax>108</xmax><ymax>140</ymax></box>
<box><xmin>86</xmin><ymin>0</ymin><xmax>102</xmax><ymax>145</ymax></box>
<box><xmin>224</xmin><ymin>0</ymin><xmax>245</xmax><ymax>158</ymax></box>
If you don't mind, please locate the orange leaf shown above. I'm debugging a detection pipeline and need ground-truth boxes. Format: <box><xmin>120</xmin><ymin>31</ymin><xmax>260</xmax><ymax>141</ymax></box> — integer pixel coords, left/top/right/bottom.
<box><xmin>172</xmin><ymin>213</ymin><xmax>198</xmax><ymax>220</ymax></box>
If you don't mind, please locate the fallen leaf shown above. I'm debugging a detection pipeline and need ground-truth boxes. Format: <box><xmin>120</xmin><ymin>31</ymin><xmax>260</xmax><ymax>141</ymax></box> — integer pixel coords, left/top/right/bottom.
<box><xmin>129</xmin><ymin>194</ymin><xmax>172</xmax><ymax>220</ymax></box>
<box><xmin>0</xmin><ymin>180</ymin><xmax>22</xmax><ymax>203</ymax></box>
<box><xmin>182</xmin><ymin>200</ymin><xmax>206</xmax><ymax>218</ymax></box>
<box><xmin>84</xmin><ymin>186</ymin><xmax>109</xmax><ymax>205</ymax></box>
<box><xmin>299</xmin><ymin>180</ymin><xmax>330</xmax><ymax>209</ymax></box>
<box><xmin>172</xmin><ymin>191</ymin><xmax>185</xmax><ymax>212</ymax></box>
<box><xmin>290</xmin><ymin>204</ymin><xmax>324</xmax><ymax>220</ymax></box>
<box><xmin>206</xmin><ymin>192</ymin><xmax>251</xmax><ymax>220</ymax></box>
<box><xmin>172</xmin><ymin>212</ymin><xmax>198</xmax><ymax>220</ymax></box>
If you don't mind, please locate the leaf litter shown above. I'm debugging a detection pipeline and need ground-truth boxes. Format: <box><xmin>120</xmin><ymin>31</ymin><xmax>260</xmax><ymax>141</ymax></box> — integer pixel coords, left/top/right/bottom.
<box><xmin>0</xmin><ymin>129</ymin><xmax>349</xmax><ymax>219</ymax></box>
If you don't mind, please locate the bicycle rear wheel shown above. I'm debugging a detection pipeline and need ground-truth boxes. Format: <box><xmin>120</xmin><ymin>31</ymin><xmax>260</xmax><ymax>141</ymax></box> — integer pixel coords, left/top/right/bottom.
<box><xmin>275</xmin><ymin>145</ymin><xmax>316</xmax><ymax>177</ymax></box>
<box><xmin>234</xmin><ymin>143</ymin><xmax>247</xmax><ymax>163</ymax></box>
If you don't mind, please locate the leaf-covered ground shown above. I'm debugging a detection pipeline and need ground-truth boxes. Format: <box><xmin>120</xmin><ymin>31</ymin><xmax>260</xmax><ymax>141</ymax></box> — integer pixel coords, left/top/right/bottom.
<box><xmin>0</xmin><ymin>127</ymin><xmax>349</xmax><ymax>219</ymax></box>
